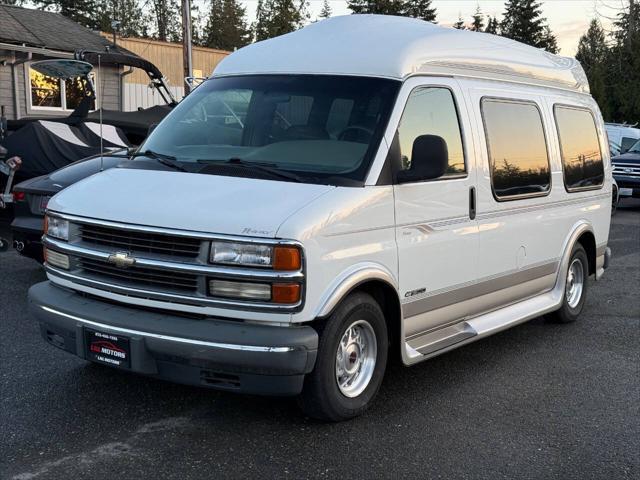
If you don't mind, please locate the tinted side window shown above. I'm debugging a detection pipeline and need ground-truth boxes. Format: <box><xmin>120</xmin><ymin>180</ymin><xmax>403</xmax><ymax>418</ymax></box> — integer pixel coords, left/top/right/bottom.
<box><xmin>482</xmin><ymin>99</ymin><xmax>550</xmax><ymax>199</ymax></box>
<box><xmin>397</xmin><ymin>87</ymin><xmax>465</xmax><ymax>175</ymax></box>
<box><xmin>555</xmin><ymin>106</ymin><xmax>604</xmax><ymax>191</ymax></box>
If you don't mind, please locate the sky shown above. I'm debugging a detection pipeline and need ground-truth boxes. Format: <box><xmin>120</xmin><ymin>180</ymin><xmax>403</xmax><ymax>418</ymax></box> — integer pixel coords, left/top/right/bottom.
<box><xmin>233</xmin><ymin>0</ymin><xmax>623</xmax><ymax>56</ymax></box>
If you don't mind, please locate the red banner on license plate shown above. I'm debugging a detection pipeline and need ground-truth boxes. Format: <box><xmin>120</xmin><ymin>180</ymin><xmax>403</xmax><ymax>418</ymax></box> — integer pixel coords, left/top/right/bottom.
<box><xmin>85</xmin><ymin>329</ymin><xmax>131</xmax><ymax>368</ymax></box>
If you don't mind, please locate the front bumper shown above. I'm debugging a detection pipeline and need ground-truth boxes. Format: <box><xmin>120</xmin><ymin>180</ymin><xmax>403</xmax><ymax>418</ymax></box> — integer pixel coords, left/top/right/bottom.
<box><xmin>612</xmin><ymin>174</ymin><xmax>640</xmax><ymax>197</ymax></box>
<box><xmin>29</xmin><ymin>281</ymin><xmax>318</xmax><ymax>396</ymax></box>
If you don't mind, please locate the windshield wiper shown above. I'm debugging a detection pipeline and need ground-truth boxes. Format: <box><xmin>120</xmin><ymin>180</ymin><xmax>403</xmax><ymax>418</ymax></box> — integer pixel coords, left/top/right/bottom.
<box><xmin>130</xmin><ymin>149</ymin><xmax>188</xmax><ymax>172</ymax></box>
<box><xmin>197</xmin><ymin>158</ymin><xmax>304</xmax><ymax>183</ymax></box>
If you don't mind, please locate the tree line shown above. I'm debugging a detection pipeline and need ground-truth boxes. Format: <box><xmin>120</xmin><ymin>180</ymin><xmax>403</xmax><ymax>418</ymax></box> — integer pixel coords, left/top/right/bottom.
<box><xmin>4</xmin><ymin>0</ymin><xmax>637</xmax><ymax>124</ymax></box>
<box><xmin>576</xmin><ymin>0</ymin><xmax>639</xmax><ymax>125</ymax></box>
<box><xmin>5</xmin><ymin>0</ymin><xmax>561</xmax><ymax>53</ymax></box>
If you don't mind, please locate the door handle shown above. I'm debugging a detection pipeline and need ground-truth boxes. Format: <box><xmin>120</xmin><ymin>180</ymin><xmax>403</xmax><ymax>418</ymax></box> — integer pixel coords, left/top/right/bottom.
<box><xmin>469</xmin><ymin>186</ymin><xmax>476</xmax><ymax>220</ymax></box>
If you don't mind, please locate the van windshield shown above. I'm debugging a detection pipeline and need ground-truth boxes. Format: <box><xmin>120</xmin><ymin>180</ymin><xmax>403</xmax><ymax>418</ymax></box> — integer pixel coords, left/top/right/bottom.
<box><xmin>138</xmin><ymin>75</ymin><xmax>400</xmax><ymax>186</ymax></box>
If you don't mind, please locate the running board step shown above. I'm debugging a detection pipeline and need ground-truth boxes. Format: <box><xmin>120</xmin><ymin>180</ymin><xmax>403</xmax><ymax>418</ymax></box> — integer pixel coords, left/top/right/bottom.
<box><xmin>407</xmin><ymin>322</ymin><xmax>477</xmax><ymax>356</ymax></box>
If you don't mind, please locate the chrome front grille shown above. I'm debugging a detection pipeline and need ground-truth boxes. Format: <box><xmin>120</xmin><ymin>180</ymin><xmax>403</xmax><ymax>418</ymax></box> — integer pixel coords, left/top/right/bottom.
<box><xmin>79</xmin><ymin>257</ymin><xmax>199</xmax><ymax>292</ymax></box>
<box><xmin>80</xmin><ymin>224</ymin><xmax>202</xmax><ymax>259</ymax></box>
<box><xmin>43</xmin><ymin>213</ymin><xmax>305</xmax><ymax>312</ymax></box>
<box><xmin>613</xmin><ymin>163</ymin><xmax>640</xmax><ymax>178</ymax></box>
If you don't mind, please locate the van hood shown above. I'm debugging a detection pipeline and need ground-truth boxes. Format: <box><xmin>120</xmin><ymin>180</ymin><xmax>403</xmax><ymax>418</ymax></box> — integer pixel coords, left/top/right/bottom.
<box><xmin>48</xmin><ymin>168</ymin><xmax>334</xmax><ymax>238</ymax></box>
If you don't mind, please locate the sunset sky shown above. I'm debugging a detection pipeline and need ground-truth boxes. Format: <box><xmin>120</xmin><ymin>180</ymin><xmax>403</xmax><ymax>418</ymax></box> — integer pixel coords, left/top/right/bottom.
<box><xmin>236</xmin><ymin>0</ymin><xmax>621</xmax><ymax>56</ymax></box>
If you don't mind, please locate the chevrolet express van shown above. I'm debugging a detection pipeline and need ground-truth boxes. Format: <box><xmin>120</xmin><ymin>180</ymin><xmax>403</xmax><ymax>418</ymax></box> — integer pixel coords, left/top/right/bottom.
<box><xmin>29</xmin><ymin>15</ymin><xmax>612</xmax><ymax>421</ymax></box>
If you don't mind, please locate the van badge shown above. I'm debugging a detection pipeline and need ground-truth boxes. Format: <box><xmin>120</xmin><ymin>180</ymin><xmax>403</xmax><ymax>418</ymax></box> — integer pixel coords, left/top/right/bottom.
<box><xmin>107</xmin><ymin>252</ymin><xmax>136</xmax><ymax>269</ymax></box>
<box><xmin>405</xmin><ymin>288</ymin><xmax>426</xmax><ymax>298</ymax></box>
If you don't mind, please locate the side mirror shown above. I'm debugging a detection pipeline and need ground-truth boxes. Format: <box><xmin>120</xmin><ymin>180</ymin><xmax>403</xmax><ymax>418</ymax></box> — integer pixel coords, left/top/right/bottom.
<box><xmin>396</xmin><ymin>135</ymin><xmax>448</xmax><ymax>184</ymax></box>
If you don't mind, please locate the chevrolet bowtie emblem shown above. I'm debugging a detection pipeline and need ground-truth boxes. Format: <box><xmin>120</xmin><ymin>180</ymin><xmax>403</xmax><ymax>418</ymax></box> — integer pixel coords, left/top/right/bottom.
<box><xmin>107</xmin><ymin>252</ymin><xmax>136</xmax><ymax>269</ymax></box>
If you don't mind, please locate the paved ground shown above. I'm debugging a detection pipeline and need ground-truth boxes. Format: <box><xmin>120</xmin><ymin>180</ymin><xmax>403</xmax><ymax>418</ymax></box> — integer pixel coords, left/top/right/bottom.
<box><xmin>1</xmin><ymin>202</ymin><xmax>638</xmax><ymax>480</ymax></box>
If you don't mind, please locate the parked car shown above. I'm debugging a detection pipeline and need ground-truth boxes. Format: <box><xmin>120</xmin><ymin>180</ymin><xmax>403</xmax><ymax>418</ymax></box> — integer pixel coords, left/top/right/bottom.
<box><xmin>605</xmin><ymin>123</ymin><xmax>640</xmax><ymax>157</ymax></box>
<box><xmin>11</xmin><ymin>150</ymin><xmax>128</xmax><ymax>262</ymax></box>
<box><xmin>28</xmin><ymin>16</ymin><xmax>612</xmax><ymax>421</ymax></box>
<box><xmin>611</xmin><ymin>138</ymin><xmax>640</xmax><ymax>199</ymax></box>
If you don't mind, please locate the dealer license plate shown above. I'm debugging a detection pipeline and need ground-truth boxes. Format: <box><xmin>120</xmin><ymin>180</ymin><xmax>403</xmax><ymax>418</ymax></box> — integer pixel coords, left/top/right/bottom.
<box><xmin>85</xmin><ymin>328</ymin><xmax>131</xmax><ymax>368</ymax></box>
<box><xmin>619</xmin><ymin>188</ymin><xmax>633</xmax><ymax>197</ymax></box>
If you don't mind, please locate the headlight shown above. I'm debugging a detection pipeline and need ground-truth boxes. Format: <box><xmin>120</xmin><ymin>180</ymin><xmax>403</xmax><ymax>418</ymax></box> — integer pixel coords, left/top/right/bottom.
<box><xmin>45</xmin><ymin>215</ymin><xmax>69</xmax><ymax>241</ymax></box>
<box><xmin>210</xmin><ymin>242</ymin><xmax>301</xmax><ymax>270</ymax></box>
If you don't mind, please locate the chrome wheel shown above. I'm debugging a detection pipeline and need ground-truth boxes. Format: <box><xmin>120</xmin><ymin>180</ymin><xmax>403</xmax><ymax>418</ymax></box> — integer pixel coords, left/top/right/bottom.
<box><xmin>335</xmin><ymin>319</ymin><xmax>377</xmax><ymax>398</ymax></box>
<box><xmin>565</xmin><ymin>258</ymin><xmax>585</xmax><ymax>309</ymax></box>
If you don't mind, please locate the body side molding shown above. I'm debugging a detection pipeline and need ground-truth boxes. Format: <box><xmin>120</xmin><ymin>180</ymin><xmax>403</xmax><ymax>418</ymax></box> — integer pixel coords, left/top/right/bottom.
<box><xmin>400</xmin><ymin>220</ymin><xmax>597</xmax><ymax>365</ymax></box>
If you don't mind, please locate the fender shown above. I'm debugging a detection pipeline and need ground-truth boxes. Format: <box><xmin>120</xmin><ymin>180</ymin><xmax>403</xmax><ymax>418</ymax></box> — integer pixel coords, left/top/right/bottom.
<box><xmin>314</xmin><ymin>262</ymin><xmax>398</xmax><ymax>318</ymax></box>
<box><xmin>551</xmin><ymin>220</ymin><xmax>595</xmax><ymax>309</ymax></box>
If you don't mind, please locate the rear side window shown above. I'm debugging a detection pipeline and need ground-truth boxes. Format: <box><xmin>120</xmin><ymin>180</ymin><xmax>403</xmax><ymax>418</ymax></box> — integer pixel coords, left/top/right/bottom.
<box><xmin>481</xmin><ymin>99</ymin><xmax>551</xmax><ymax>200</ymax></box>
<box><xmin>554</xmin><ymin>106</ymin><xmax>604</xmax><ymax>191</ymax></box>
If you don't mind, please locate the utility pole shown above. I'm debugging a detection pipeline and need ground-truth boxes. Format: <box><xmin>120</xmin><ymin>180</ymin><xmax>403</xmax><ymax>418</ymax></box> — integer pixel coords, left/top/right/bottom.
<box><xmin>181</xmin><ymin>0</ymin><xmax>193</xmax><ymax>95</ymax></box>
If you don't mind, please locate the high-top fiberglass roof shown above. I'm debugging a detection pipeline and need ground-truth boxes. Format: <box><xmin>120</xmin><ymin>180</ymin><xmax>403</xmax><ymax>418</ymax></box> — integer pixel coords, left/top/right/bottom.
<box><xmin>214</xmin><ymin>15</ymin><xmax>588</xmax><ymax>93</ymax></box>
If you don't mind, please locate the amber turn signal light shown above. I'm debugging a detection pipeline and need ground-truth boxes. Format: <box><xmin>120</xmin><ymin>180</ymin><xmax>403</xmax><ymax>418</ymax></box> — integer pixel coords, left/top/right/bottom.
<box><xmin>271</xmin><ymin>283</ymin><xmax>301</xmax><ymax>304</ymax></box>
<box><xmin>273</xmin><ymin>246</ymin><xmax>301</xmax><ymax>271</ymax></box>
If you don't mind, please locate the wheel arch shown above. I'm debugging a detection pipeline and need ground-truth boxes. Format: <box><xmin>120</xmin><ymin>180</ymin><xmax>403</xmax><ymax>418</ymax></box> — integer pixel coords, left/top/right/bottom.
<box><xmin>314</xmin><ymin>265</ymin><xmax>402</xmax><ymax>354</ymax></box>
<box><xmin>576</xmin><ymin>230</ymin><xmax>597</xmax><ymax>276</ymax></box>
<box><xmin>557</xmin><ymin>221</ymin><xmax>596</xmax><ymax>288</ymax></box>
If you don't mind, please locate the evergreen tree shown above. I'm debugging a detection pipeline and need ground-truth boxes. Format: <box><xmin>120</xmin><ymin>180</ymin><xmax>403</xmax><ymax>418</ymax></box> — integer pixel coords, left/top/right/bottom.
<box><xmin>204</xmin><ymin>0</ymin><xmax>251</xmax><ymax>50</ymax></box>
<box><xmin>190</xmin><ymin>1</ymin><xmax>205</xmax><ymax>45</ymax></box>
<box><xmin>470</xmin><ymin>5</ymin><xmax>484</xmax><ymax>32</ymax></box>
<box><xmin>499</xmin><ymin>0</ymin><xmax>558</xmax><ymax>52</ymax></box>
<box><xmin>347</xmin><ymin>0</ymin><xmax>404</xmax><ymax>16</ymax></box>
<box><xmin>96</xmin><ymin>0</ymin><xmax>146</xmax><ymax>38</ymax></box>
<box><xmin>606</xmin><ymin>0</ymin><xmax>640</xmax><ymax>124</ymax></box>
<box><xmin>403</xmin><ymin>0</ymin><xmax>437</xmax><ymax>22</ymax></box>
<box><xmin>576</xmin><ymin>19</ymin><xmax>608</xmax><ymax>118</ymax></box>
<box><xmin>452</xmin><ymin>13</ymin><xmax>465</xmax><ymax>30</ymax></box>
<box><xmin>253</xmin><ymin>0</ymin><xmax>309</xmax><ymax>41</ymax></box>
<box><xmin>485</xmin><ymin>15</ymin><xmax>499</xmax><ymax>34</ymax></box>
<box><xmin>149</xmin><ymin>0</ymin><xmax>181</xmax><ymax>41</ymax></box>
<box><xmin>539</xmin><ymin>24</ymin><xmax>558</xmax><ymax>53</ymax></box>
<box><xmin>38</xmin><ymin>0</ymin><xmax>100</xmax><ymax>29</ymax></box>
<box><xmin>318</xmin><ymin>0</ymin><xmax>332</xmax><ymax>19</ymax></box>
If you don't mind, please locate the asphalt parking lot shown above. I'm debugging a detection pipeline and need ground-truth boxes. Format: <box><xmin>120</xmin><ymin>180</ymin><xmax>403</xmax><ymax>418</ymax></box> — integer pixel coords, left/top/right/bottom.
<box><xmin>1</xmin><ymin>202</ymin><xmax>638</xmax><ymax>480</ymax></box>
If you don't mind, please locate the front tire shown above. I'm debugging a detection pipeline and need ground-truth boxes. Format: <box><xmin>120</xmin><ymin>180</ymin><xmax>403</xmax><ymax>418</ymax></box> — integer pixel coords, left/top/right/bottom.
<box><xmin>548</xmin><ymin>243</ymin><xmax>589</xmax><ymax>323</ymax></box>
<box><xmin>298</xmin><ymin>292</ymin><xmax>388</xmax><ymax>422</ymax></box>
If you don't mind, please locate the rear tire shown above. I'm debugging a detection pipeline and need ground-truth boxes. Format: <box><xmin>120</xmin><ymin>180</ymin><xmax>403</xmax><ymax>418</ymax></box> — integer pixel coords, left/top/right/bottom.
<box><xmin>548</xmin><ymin>243</ymin><xmax>589</xmax><ymax>324</ymax></box>
<box><xmin>298</xmin><ymin>292</ymin><xmax>388</xmax><ymax>422</ymax></box>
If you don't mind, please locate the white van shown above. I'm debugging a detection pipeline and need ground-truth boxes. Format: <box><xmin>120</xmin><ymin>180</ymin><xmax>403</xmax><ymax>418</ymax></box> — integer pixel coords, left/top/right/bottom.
<box><xmin>30</xmin><ymin>16</ymin><xmax>612</xmax><ymax>421</ymax></box>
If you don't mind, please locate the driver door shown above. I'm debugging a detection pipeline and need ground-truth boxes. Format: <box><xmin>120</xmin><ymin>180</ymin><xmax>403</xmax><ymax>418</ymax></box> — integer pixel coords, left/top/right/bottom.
<box><xmin>393</xmin><ymin>78</ymin><xmax>479</xmax><ymax>338</ymax></box>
